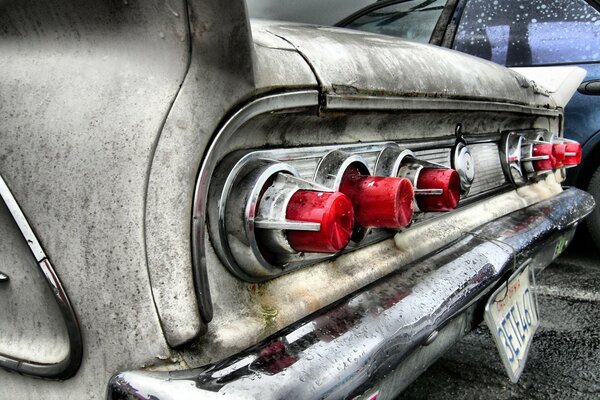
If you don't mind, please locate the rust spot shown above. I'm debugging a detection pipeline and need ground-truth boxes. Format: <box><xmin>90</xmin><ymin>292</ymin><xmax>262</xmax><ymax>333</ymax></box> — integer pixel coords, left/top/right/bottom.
<box><xmin>332</xmin><ymin>84</ymin><xmax>359</xmax><ymax>95</ymax></box>
<box><xmin>260</xmin><ymin>304</ymin><xmax>279</xmax><ymax>328</ymax></box>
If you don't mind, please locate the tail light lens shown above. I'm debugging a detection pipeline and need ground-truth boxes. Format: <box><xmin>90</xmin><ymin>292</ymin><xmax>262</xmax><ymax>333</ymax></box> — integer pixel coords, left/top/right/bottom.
<box><xmin>552</xmin><ymin>143</ymin><xmax>566</xmax><ymax>168</ymax></box>
<box><xmin>416</xmin><ymin>168</ymin><xmax>461</xmax><ymax>212</ymax></box>
<box><xmin>532</xmin><ymin>144</ymin><xmax>555</xmax><ymax>171</ymax></box>
<box><xmin>563</xmin><ymin>142</ymin><xmax>582</xmax><ymax>166</ymax></box>
<box><xmin>286</xmin><ymin>190</ymin><xmax>354</xmax><ymax>253</ymax></box>
<box><xmin>339</xmin><ymin>166</ymin><xmax>414</xmax><ymax>229</ymax></box>
<box><xmin>531</xmin><ymin>141</ymin><xmax>580</xmax><ymax>171</ymax></box>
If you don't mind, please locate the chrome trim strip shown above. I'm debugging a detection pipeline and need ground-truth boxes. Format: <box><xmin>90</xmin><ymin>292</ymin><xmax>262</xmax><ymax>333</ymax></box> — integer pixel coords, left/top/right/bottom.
<box><xmin>457</xmin><ymin>183</ymin><xmax>513</xmax><ymax>207</ymax></box>
<box><xmin>0</xmin><ymin>176</ymin><xmax>46</xmax><ymax>262</ymax></box>
<box><xmin>465</xmin><ymin>133</ymin><xmax>503</xmax><ymax>144</ymax></box>
<box><xmin>254</xmin><ymin>220</ymin><xmax>321</xmax><ymax>231</ymax></box>
<box><xmin>192</xmin><ymin>91</ymin><xmax>320</xmax><ymax>322</ymax></box>
<box><xmin>0</xmin><ymin>175</ymin><xmax>82</xmax><ymax>379</ymax></box>
<box><xmin>109</xmin><ymin>188</ymin><xmax>594</xmax><ymax>400</ymax></box>
<box><xmin>323</xmin><ymin>94</ymin><xmax>561</xmax><ymax>117</ymax></box>
<box><xmin>394</xmin><ymin>137</ymin><xmax>457</xmax><ymax>149</ymax></box>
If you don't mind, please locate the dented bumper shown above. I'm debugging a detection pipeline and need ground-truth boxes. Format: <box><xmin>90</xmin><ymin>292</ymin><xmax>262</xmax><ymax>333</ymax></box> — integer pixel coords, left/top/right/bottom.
<box><xmin>108</xmin><ymin>188</ymin><xmax>594</xmax><ymax>400</ymax></box>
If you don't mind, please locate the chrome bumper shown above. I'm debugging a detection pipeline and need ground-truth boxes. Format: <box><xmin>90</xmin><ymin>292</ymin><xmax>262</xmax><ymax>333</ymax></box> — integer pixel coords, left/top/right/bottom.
<box><xmin>108</xmin><ymin>188</ymin><xmax>594</xmax><ymax>400</ymax></box>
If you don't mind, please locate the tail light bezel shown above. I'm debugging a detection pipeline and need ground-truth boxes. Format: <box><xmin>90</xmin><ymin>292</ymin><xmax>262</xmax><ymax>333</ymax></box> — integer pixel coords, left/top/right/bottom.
<box><xmin>501</xmin><ymin>129</ymin><xmax>581</xmax><ymax>187</ymax></box>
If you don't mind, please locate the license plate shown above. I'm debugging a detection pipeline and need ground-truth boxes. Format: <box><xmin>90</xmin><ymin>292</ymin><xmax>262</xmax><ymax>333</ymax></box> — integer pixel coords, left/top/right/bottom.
<box><xmin>484</xmin><ymin>264</ymin><xmax>539</xmax><ymax>383</ymax></box>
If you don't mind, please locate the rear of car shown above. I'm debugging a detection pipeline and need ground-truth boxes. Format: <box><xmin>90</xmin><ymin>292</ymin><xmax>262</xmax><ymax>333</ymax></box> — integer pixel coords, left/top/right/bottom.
<box><xmin>0</xmin><ymin>1</ymin><xmax>594</xmax><ymax>399</ymax></box>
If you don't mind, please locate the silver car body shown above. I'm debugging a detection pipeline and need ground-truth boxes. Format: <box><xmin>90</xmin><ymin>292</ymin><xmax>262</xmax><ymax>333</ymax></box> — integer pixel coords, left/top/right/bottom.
<box><xmin>0</xmin><ymin>0</ymin><xmax>593</xmax><ymax>398</ymax></box>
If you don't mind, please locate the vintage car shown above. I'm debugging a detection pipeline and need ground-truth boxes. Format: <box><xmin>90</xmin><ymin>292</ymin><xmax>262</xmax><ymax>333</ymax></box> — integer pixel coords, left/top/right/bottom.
<box><xmin>0</xmin><ymin>0</ymin><xmax>595</xmax><ymax>399</ymax></box>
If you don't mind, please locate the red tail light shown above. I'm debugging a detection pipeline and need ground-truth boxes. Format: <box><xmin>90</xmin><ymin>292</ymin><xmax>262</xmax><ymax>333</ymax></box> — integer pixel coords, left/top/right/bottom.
<box><xmin>503</xmin><ymin>132</ymin><xmax>583</xmax><ymax>188</ymax></box>
<box><xmin>532</xmin><ymin>144</ymin><xmax>555</xmax><ymax>171</ymax></box>
<box><xmin>416</xmin><ymin>168</ymin><xmax>461</xmax><ymax>212</ymax></box>
<box><xmin>286</xmin><ymin>190</ymin><xmax>354</xmax><ymax>253</ymax></box>
<box><xmin>339</xmin><ymin>166</ymin><xmax>414</xmax><ymax>229</ymax></box>
<box><xmin>563</xmin><ymin>142</ymin><xmax>582</xmax><ymax>166</ymax></box>
<box><xmin>552</xmin><ymin>143</ymin><xmax>566</xmax><ymax>168</ymax></box>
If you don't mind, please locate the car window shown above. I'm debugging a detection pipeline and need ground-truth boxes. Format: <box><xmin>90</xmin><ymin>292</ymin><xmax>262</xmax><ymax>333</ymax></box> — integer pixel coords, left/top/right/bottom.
<box><xmin>453</xmin><ymin>0</ymin><xmax>600</xmax><ymax>66</ymax></box>
<box><xmin>247</xmin><ymin>0</ymin><xmax>376</xmax><ymax>25</ymax></box>
<box><xmin>343</xmin><ymin>0</ymin><xmax>447</xmax><ymax>44</ymax></box>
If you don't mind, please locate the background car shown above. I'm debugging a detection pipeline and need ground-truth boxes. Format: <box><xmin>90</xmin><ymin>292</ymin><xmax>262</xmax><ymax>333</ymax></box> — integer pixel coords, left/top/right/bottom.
<box><xmin>336</xmin><ymin>0</ymin><xmax>600</xmax><ymax>247</ymax></box>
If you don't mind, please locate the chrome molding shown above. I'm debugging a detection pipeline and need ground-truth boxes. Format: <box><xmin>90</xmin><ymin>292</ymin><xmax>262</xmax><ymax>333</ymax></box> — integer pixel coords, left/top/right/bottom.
<box><xmin>192</xmin><ymin>91</ymin><xmax>320</xmax><ymax>321</ymax></box>
<box><xmin>501</xmin><ymin>131</ymin><xmax>529</xmax><ymax>186</ymax></box>
<box><xmin>109</xmin><ymin>188</ymin><xmax>595</xmax><ymax>400</ymax></box>
<box><xmin>323</xmin><ymin>94</ymin><xmax>561</xmax><ymax>117</ymax></box>
<box><xmin>0</xmin><ymin>175</ymin><xmax>82</xmax><ymax>379</ymax></box>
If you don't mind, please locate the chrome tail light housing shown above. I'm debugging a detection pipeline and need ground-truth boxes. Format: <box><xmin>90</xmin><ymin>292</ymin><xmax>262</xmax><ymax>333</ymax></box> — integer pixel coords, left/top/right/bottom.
<box><xmin>208</xmin><ymin>143</ymin><xmax>463</xmax><ymax>281</ymax></box>
<box><xmin>501</xmin><ymin>130</ymin><xmax>582</xmax><ymax>186</ymax></box>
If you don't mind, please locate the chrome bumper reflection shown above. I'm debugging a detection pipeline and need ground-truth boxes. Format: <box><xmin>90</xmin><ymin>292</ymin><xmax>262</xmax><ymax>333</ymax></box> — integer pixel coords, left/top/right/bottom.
<box><xmin>109</xmin><ymin>188</ymin><xmax>594</xmax><ymax>400</ymax></box>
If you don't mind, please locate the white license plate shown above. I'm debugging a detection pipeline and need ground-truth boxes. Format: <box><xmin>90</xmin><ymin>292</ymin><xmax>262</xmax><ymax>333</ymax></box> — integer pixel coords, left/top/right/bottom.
<box><xmin>484</xmin><ymin>264</ymin><xmax>539</xmax><ymax>383</ymax></box>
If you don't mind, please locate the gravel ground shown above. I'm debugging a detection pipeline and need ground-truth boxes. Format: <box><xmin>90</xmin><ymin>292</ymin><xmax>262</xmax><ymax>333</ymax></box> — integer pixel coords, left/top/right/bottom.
<box><xmin>398</xmin><ymin>232</ymin><xmax>600</xmax><ymax>400</ymax></box>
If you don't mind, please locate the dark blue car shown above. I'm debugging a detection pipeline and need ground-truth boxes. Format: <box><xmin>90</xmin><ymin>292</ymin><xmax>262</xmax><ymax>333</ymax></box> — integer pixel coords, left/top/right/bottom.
<box><xmin>338</xmin><ymin>0</ymin><xmax>600</xmax><ymax>247</ymax></box>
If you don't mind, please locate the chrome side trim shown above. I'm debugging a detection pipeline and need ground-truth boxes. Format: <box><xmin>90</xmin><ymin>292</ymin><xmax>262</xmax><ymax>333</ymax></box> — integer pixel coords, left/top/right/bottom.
<box><xmin>323</xmin><ymin>94</ymin><xmax>560</xmax><ymax>117</ymax></box>
<box><xmin>0</xmin><ymin>175</ymin><xmax>82</xmax><ymax>379</ymax></box>
<box><xmin>0</xmin><ymin>177</ymin><xmax>46</xmax><ymax>262</ymax></box>
<box><xmin>192</xmin><ymin>91</ymin><xmax>320</xmax><ymax>322</ymax></box>
<box><xmin>110</xmin><ymin>188</ymin><xmax>594</xmax><ymax>400</ymax></box>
